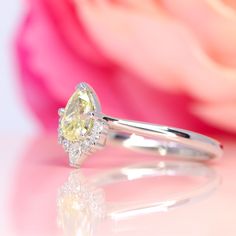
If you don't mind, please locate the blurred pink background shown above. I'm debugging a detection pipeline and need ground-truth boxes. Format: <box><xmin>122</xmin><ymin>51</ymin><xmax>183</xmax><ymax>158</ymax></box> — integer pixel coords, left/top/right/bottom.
<box><xmin>15</xmin><ymin>0</ymin><xmax>236</xmax><ymax>136</ymax></box>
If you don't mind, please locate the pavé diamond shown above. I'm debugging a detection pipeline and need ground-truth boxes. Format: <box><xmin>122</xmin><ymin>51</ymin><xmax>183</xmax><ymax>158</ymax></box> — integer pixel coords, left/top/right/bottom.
<box><xmin>62</xmin><ymin>139</ymin><xmax>71</xmax><ymax>152</ymax></box>
<box><xmin>69</xmin><ymin>143</ymin><xmax>82</xmax><ymax>165</ymax></box>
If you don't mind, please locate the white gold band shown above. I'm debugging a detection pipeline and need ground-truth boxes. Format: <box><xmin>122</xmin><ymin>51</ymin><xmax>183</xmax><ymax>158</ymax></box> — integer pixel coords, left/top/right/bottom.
<box><xmin>104</xmin><ymin>116</ymin><xmax>223</xmax><ymax>162</ymax></box>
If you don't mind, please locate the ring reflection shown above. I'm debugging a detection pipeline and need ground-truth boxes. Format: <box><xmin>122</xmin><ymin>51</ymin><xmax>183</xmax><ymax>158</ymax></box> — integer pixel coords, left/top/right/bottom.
<box><xmin>57</xmin><ymin>161</ymin><xmax>220</xmax><ymax>236</ymax></box>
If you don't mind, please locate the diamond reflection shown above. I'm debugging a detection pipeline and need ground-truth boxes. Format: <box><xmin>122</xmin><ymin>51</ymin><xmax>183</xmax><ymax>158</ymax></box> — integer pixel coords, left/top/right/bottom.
<box><xmin>57</xmin><ymin>161</ymin><xmax>220</xmax><ymax>236</ymax></box>
<box><xmin>57</xmin><ymin>171</ymin><xmax>105</xmax><ymax>236</ymax></box>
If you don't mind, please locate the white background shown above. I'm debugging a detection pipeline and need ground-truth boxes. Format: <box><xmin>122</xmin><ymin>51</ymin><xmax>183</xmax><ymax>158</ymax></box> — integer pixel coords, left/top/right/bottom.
<box><xmin>0</xmin><ymin>1</ymin><xmax>38</xmax><ymax>135</ymax></box>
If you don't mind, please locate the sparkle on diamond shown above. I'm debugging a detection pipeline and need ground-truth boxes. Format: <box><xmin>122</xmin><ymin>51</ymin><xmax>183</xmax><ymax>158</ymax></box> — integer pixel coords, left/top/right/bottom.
<box><xmin>61</xmin><ymin>89</ymin><xmax>95</xmax><ymax>142</ymax></box>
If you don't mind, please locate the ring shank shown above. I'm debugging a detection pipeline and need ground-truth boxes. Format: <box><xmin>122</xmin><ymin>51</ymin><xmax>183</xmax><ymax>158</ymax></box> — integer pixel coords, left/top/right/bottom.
<box><xmin>103</xmin><ymin>116</ymin><xmax>223</xmax><ymax>161</ymax></box>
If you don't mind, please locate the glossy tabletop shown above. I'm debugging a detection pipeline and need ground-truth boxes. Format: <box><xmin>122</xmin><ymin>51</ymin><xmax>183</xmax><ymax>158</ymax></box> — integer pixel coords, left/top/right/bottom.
<box><xmin>0</xmin><ymin>134</ymin><xmax>236</xmax><ymax>236</ymax></box>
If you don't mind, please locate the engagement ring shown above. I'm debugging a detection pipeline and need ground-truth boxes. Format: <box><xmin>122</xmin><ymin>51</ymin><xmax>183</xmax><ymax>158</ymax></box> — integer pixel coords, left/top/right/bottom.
<box><xmin>58</xmin><ymin>83</ymin><xmax>223</xmax><ymax>167</ymax></box>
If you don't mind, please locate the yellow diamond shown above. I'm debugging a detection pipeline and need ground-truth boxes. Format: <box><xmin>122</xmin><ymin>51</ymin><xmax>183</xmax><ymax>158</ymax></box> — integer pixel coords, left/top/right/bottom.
<box><xmin>61</xmin><ymin>88</ymin><xmax>95</xmax><ymax>141</ymax></box>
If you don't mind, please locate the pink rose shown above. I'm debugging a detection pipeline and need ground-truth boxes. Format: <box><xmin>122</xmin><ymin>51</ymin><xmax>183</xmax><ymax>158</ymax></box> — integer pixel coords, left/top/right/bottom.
<box><xmin>16</xmin><ymin>0</ymin><xmax>236</xmax><ymax>134</ymax></box>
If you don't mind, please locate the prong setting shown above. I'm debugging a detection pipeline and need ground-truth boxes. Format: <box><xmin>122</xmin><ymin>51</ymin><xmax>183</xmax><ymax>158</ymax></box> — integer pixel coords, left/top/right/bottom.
<box><xmin>58</xmin><ymin>108</ymin><xmax>65</xmax><ymax>116</ymax></box>
<box><xmin>76</xmin><ymin>82</ymin><xmax>88</xmax><ymax>91</ymax></box>
<box><xmin>58</xmin><ymin>82</ymin><xmax>108</xmax><ymax>167</ymax></box>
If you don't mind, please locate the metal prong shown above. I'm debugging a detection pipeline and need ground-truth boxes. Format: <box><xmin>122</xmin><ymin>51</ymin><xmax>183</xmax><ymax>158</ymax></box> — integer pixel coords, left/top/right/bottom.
<box><xmin>88</xmin><ymin>111</ymin><xmax>95</xmax><ymax>117</ymax></box>
<box><xmin>88</xmin><ymin>111</ymin><xmax>101</xmax><ymax>119</ymax></box>
<box><xmin>58</xmin><ymin>108</ymin><xmax>65</xmax><ymax>116</ymax></box>
<box><xmin>76</xmin><ymin>82</ymin><xmax>102</xmax><ymax>113</ymax></box>
<box><xmin>76</xmin><ymin>82</ymin><xmax>88</xmax><ymax>91</ymax></box>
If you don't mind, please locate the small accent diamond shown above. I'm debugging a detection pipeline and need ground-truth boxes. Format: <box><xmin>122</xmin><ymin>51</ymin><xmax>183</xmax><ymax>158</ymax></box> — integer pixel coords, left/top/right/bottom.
<box><xmin>69</xmin><ymin>143</ymin><xmax>82</xmax><ymax>166</ymax></box>
<box><xmin>62</xmin><ymin>139</ymin><xmax>71</xmax><ymax>152</ymax></box>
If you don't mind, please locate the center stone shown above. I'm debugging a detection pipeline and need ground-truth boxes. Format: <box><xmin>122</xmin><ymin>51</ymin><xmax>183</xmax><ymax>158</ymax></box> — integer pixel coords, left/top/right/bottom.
<box><xmin>61</xmin><ymin>89</ymin><xmax>95</xmax><ymax>141</ymax></box>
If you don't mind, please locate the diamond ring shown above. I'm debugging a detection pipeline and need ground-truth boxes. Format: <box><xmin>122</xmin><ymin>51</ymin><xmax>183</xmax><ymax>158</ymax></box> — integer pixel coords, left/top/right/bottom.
<box><xmin>58</xmin><ymin>82</ymin><xmax>223</xmax><ymax>167</ymax></box>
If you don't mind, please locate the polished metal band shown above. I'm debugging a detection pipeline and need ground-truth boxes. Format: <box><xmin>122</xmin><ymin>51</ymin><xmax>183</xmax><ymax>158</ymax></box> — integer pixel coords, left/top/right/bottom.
<box><xmin>104</xmin><ymin>116</ymin><xmax>223</xmax><ymax>162</ymax></box>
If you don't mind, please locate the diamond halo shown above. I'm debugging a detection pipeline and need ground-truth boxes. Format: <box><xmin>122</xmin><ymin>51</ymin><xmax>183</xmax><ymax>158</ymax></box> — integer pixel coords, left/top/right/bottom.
<box><xmin>58</xmin><ymin>83</ymin><xmax>108</xmax><ymax>167</ymax></box>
